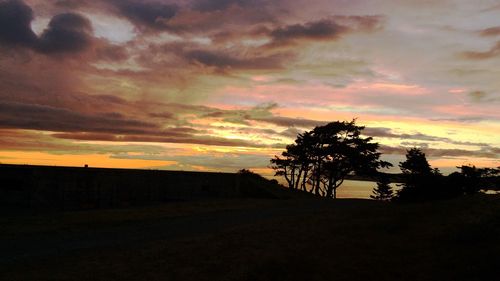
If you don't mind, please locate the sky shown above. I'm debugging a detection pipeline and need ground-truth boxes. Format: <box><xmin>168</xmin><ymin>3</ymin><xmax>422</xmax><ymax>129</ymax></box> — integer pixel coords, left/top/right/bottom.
<box><xmin>0</xmin><ymin>0</ymin><xmax>499</xmax><ymax>175</ymax></box>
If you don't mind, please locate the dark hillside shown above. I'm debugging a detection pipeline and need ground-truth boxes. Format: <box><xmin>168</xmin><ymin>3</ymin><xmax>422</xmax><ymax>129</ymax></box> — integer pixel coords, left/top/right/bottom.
<box><xmin>0</xmin><ymin>164</ymin><xmax>305</xmax><ymax>212</ymax></box>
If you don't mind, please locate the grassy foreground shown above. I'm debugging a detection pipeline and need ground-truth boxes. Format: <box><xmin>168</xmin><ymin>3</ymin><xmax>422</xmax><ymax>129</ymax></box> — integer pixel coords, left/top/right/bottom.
<box><xmin>2</xmin><ymin>195</ymin><xmax>500</xmax><ymax>281</ymax></box>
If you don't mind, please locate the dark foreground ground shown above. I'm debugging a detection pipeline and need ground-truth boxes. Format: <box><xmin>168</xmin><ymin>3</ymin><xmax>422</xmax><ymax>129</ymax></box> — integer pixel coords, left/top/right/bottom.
<box><xmin>2</xmin><ymin>195</ymin><xmax>500</xmax><ymax>281</ymax></box>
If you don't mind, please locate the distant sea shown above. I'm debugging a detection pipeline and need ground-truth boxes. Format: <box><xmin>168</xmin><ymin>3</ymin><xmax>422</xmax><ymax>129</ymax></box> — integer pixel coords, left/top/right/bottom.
<box><xmin>339</xmin><ymin>180</ymin><xmax>499</xmax><ymax>198</ymax></box>
<box><xmin>336</xmin><ymin>180</ymin><xmax>375</xmax><ymax>199</ymax></box>
<box><xmin>337</xmin><ymin>180</ymin><xmax>400</xmax><ymax>199</ymax></box>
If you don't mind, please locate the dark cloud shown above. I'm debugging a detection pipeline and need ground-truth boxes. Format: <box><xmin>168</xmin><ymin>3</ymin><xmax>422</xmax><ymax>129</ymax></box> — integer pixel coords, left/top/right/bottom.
<box><xmin>363</xmin><ymin>127</ymin><xmax>397</xmax><ymax>138</ymax></box>
<box><xmin>379</xmin><ymin>145</ymin><xmax>406</xmax><ymax>155</ymax></box>
<box><xmin>462</xmin><ymin>41</ymin><xmax>500</xmax><ymax>60</ymax></box>
<box><xmin>400</xmin><ymin>142</ymin><xmax>430</xmax><ymax>148</ymax></box>
<box><xmin>149</xmin><ymin>112</ymin><xmax>176</xmax><ymax>120</ymax></box>
<box><xmin>54</xmin><ymin>132</ymin><xmax>275</xmax><ymax>148</ymax></box>
<box><xmin>469</xmin><ymin>91</ymin><xmax>487</xmax><ymax>102</ymax></box>
<box><xmin>380</xmin><ymin>145</ymin><xmax>499</xmax><ymax>159</ymax></box>
<box><xmin>185</xmin><ymin>49</ymin><xmax>292</xmax><ymax>70</ymax></box>
<box><xmin>198</xmin><ymin>103</ymin><xmax>324</xmax><ymax>128</ymax></box>
<box><xmin>114</xmin><ymin>0</ymin><xmax>178</xmax><ymax>30</ymax></box>
<box><xmin>0</xmin><ymin>129</ymin><xmax>166</xmax><ymax>155</ymax></box>
<box><xmin>430</xmin><ymin>116</ymin><xmax>487</xmax><ymax>123</ymax></box>
<box><xmin>0</xmin><ymin>0</ymin><xmax>93</xmax><ymax>55</ymax></box>
<box><xmin>399</xmin><ymin>132</ymin><xmax>450</xmax><ymax>142</ymax></box>
<box><xmin>270</xmin><ymin>19</ymin><xmax>348</xmax><ymax>45</ymax></box>
<box><xmin>424</xmin><ymin>147</ymin><xmax>499</xmax><ymax>159</ymax></box>
<box><xmin>199</xmin><ymin>103</ymin><xmax>276</xmax><ymax>125</ymax></box>
<box><xmin>47</xmin><ymin>0</ymin><xmax>274</xmax><ymax>35</ymax></box>
<box><xmin>479</xmin><ymin>26</ymin><xmax>500</xmax><ymax>37</ymax></box>
<box><xmin>192</xmin><ymin>0</ymin><xmax>258</xmax><ymax>12</ymax></box>
<box><xmin>0</xmin><ymin>66</ymin><xmax>133</xmax><ymax>114</ymax></box>
<box><xmin>52</xmin><ymin>126</ymin><xmax>200</xmax><ymax>141</ymax></box>
<box><xmin>0</xmin><ymin>0</ymin><xmax>37</xmax><ymax>47</ymax></box>
<box><xmin>137</xmin><ymin>102</ymin><xmax>322</xmax><ymax>134</ymax></box>
<box><xmin>268</xmin><ymin>16</ymin><xmax>383</xmax><ymax>47</ymax></box>
<box><xmin>0</xmin><ymin>101</ymin><xmax>158</xmax><ymax>135</ymax></box>
<box><xmin>252</xmin><ymin>116</ymin><xmax>323</xmax><ymax>128</ymax></box>
<box><xmin>37</xmin><ymin>13</ymin><xmax>93</xmax><ymax>54</ymax></box>
<box><xmin>210</xmin><ymin>25</ymin><xmax>270</xmax><ymax>43</ymax></box>
<box><xmin>0</xmin><ymin>101</ymin><xmax>281</xmax><ymax>148</ymax></box>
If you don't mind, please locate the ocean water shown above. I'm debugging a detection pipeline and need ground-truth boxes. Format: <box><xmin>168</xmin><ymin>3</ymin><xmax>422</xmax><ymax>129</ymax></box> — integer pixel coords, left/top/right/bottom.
<box><xmin>337</xmin><ymin>181</ymin><xmax>499</xmax><ymax>199</ymax></box>
<box><xmin>336</xmin><ymin>180</ymin><xmax>376</xmax><ymax>199</ymax></box>
<box><xmin>336</xmin><ymin>180</ymin><xmax>401</xmax><ymax>199</ymax></box>
<box><xmin>274</xmin><ymin>178</ymin><xmax>401</xmax><ymax>199</ymax></box>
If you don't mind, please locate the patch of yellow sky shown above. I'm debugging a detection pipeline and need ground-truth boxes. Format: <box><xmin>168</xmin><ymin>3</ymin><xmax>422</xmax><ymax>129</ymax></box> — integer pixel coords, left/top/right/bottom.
<box><xmin>0</xmin><ymin>137</ymin><xmax>280</xmax><ymax>170</ymax></box>
<box><xmin>0</xmin><ymin>151</ymin><xmax>175</xmax><ymax>169</ymax></box>
<box><xmin>275</xmin><ymin>107</ymin><xmax>500</xmax><ymax>146</ymax></box>
<box><xmin>1</xmin><ymin>104</ymin><xmax>496</xmax><ymax>171</ymax></box>
<box><xmin>430</xmin><ymin>158</ymin><xmax>498</xmax><ymax>169</ymax></box>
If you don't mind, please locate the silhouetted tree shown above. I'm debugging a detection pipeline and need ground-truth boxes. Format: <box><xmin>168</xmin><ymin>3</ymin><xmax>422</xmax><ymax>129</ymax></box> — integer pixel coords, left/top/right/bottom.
<box><xmin>399</xmin><ymin>148</ymin><xmax>432</xmax><ymax>176</ymax></box>
<box><xmin>396</xmin><ymin>148</ymin><xmax>441</xmax><ymax>201</ymax></box>
<box><xmin>456</xmin><ymin>165</ymin><xmax>500</xmax><ymax>195</ymax></box>
<box><xmin>269</xmin><ymin>179</ymin><xmax>279</xmax><ymax>185</ymax></box>
<box><xmin>370</xmin><ymin>175</ymin><xmax>393</xmax><ymax>201</ymax></box>
<box><xmin>237</xmin><ymin>169</ymin><xmax>267</xmax><ymax>181</ymax></box>
<box><xmin>270</xmin><ymin>132</ymin><xmax>316</xmax><ymax>192</ymax></box>
<box><xmin>238</xmin><ymin>168</ymin><xmax>255</xmax><ymax>175</ymax></box>
<box><xmin>270</xmin><ymin>144</ymin><xmax>302</xmax><ymax>190</ymax></box>
<box><xmin>271</xmin><ymin>120</ymin><xmax>392</xmax><ymax>199</ymax></box>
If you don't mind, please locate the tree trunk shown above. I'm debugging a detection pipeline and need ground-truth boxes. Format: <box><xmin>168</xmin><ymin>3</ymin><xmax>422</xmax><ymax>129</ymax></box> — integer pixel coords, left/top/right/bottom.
<box><xmin>314</xmin><ymin>162</ymin><xmax>321</xmax><ymax>195</ymax></box>
<box><xmin>294</xmin><ymin>168</ymin><xmax>303</xmax><ymax>190</ymax></box>
<box><xmin>301</xmin><ymin>170</ymin><xmax>309</xmax><ymax>191</ymax></box>
<box><xmin>284</xmin><ymin>167</ymin><xmax>293</xmax><ymax>189</ymax></box>
<box><xmin>326</xmin><ymin>181</ymin><xmax>334</xmax><ymax>198</ymax></box>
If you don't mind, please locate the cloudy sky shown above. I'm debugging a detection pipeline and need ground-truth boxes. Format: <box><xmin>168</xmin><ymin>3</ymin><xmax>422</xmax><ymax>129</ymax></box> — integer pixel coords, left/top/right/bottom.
<box><xmin>0</xmin><ymin>0</ymin><xmax>499</xmax><ymax>175</ymax></box>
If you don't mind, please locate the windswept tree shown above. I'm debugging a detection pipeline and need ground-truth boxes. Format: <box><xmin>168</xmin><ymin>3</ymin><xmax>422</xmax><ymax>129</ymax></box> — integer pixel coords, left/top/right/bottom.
<box><xmin>270</xmin><ymin>144</ymin><xmax>305</xmax><ymax>190</ymax></box>
<box><xmin>270</xmin><ymin>131</ymin><xmax>316</xmax><ymax>192</ymax></box>
<box><xmin>271</xmin><ymin>120</ymin><xmax>392</xmax><ymax>199</ymax></box>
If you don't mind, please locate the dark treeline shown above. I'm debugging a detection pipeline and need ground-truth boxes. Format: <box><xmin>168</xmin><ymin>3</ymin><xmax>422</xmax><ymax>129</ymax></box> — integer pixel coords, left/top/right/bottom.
<box><xmin>271</xmin><ymin>120</ymin><xmax>500</xmax><ymax>201</ymax></box>
<box><xmin>395</xmin><ymin>149</ymin><xmax>499</xmax><ymax>201</ymax></box>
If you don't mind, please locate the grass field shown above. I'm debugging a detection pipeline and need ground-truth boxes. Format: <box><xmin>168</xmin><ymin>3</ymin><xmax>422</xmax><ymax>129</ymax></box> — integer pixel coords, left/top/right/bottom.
<box><xmin>2</xmin><ymin>195</ymin><xmax>500</xmax><ymax>281</ymax></box>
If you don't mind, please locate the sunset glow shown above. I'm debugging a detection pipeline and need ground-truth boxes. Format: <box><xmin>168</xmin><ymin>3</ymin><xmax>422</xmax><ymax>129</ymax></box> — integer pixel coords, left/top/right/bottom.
<box><xmin>0</xmin><ymin>0</ymin><xmax>499</xmax><ymax>175</ymax></box>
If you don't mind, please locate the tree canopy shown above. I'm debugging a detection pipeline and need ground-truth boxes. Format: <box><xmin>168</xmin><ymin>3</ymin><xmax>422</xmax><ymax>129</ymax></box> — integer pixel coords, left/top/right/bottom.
<box><xmin>271</xmin><ymin>120</ymin><xmax>392</xmax><ymax>199</ymax></box>
<box><xmin>455</xmin><ymin>165</ymin><xmax>500</xmax><ymax>195</ymax></box>
<box><xmin>398</xmin><ymin>148</ymin><xmax>433</xmax><ymax>176</ymax></box>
